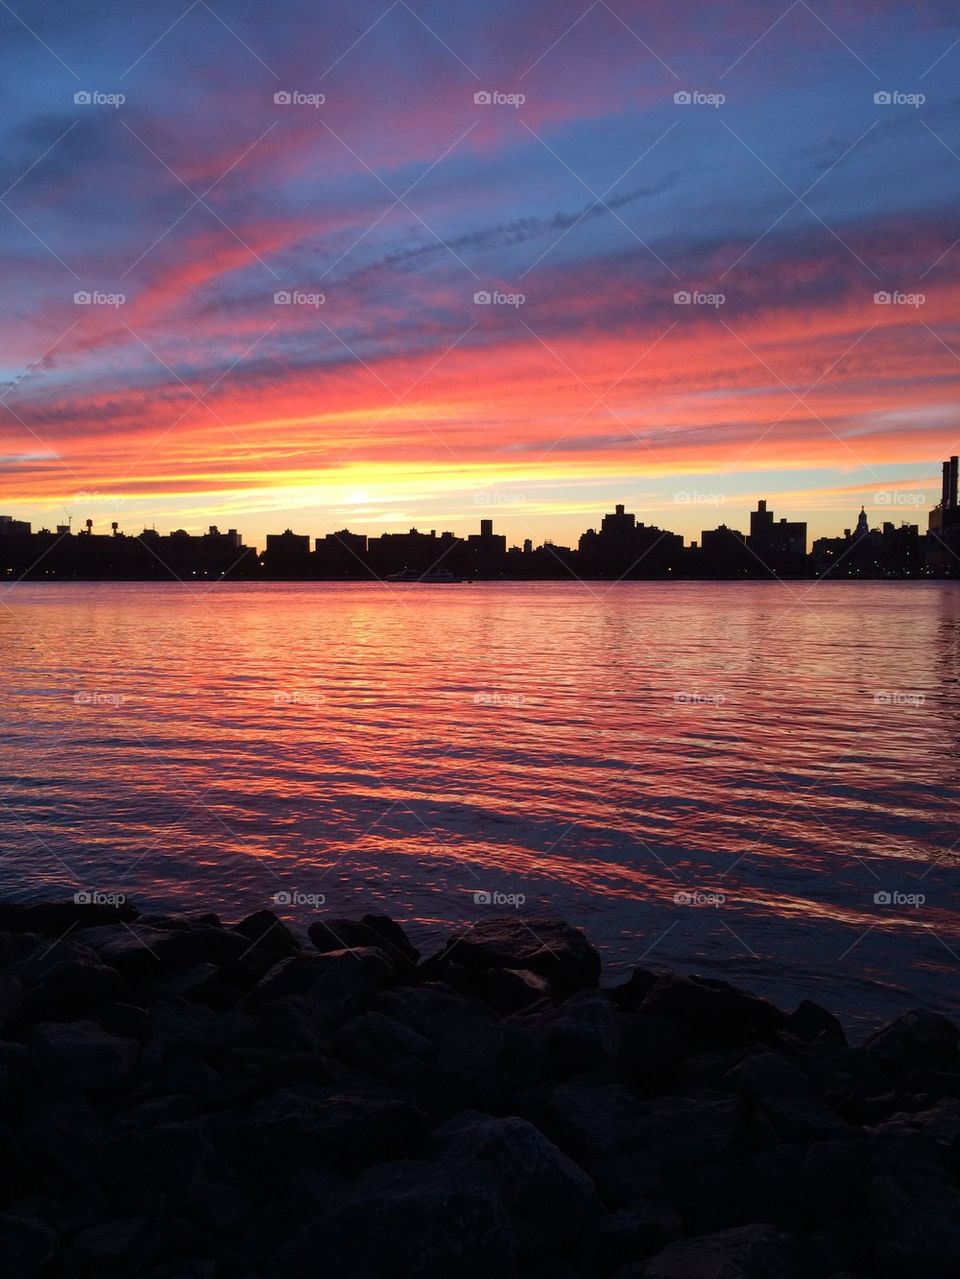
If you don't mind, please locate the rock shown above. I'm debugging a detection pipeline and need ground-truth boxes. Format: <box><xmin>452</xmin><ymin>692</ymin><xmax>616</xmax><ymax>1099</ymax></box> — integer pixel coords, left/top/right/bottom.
<box><xmin>533</xmin><ymin>990</ymin><xmax>620</xmax><ymax>1075</ymax></box>
<box><xmin>611</xmin><ymin>967</ymin><xmax>662</xmax><ymax>1012</ymax></box>
<box><xmin>590</xmin><ymin>1202</ymin><xmax>681</xmax><ymax>1272</ymax></box>
<box><xmin>20</xmin><ymin>1095</ymin><xmax>111</xmax><ymax>1185</ymax></box>
<box><xmin>28</xmin><ymin>1019</ymin><xmax>138</xmax><ymax>1093</ymax></box>
<box><xmin>444</xmin><ymin>917</ymin><xmax>601</xmax><ymax>996</ymax></box>
<box><xmin>723</xmin><ymin>1050</ymin><xmax>815</xmax><ymax>1101</ymax></box>
<box><xmin>17</xmin><ymin>957</ymin><xmax>125</xmax><ymax>1024</ymax></box>
<box><xmin>360</xmin><ymin>914</ymin><xmax>420</xmax><ymax>963</ymax></box>
<box><xmin>619</xmin><ymin>1013</ymin><xmax>688</xmax><ymax>1085</ymax></box>
<box><xmin>72</xmin><ymin>1216</ymin><xmax>159</xmax><ymax>1269</ymax></box>
<box><xmin>0</xmin><ymin>1215</ymin><xmax>57</xmax><ymax>1278</ymax></box>
<box><xmin>868</xmin><ymin>1171</ymin><xmax>960</xmax><ymax>1276</ymax></box>
<box><xmin>232</xmin><ymin>910</ymin><xmax>300</xmax><ymax>968</ymax></box>
<box><xmin>639</xmin><ymin>974</ymin><xmax>788</xmax><ymax>1046</ymax></box>
<box><xmin>0</xmin><ymin>899</ymin><xmax>138</xmax><ymax>934</ymax></box>
<box><xmin>236</xmin><ymin>1088</ymin><xmax>429</xmax><ymax>1174</ymax></box>
<box><xmin>93</xmin><ymin>924</ymin><xmax>247</xmax><ymax>979</ymax></box>
<box><xmin>331</xmin><ymin>1010</ymin><xmax>436</xmax><ymax>1074</ymax></box>
<box><xmin>631</xmin><ymin>1223</ymin><xmax>802</xmax><ymax>1278</ymax></box>
<box><xmin>255</xmin><ymin>995</ymin><xmax>324</xmax><ymax>1053</ymax></box>
<box><xmin>537</xmin><ymin>1083</ymin><xmax>651</xmax><ymax>1157</ymax></box>
<box><xmin>374</xmin><ymin>984</ymin><xmax>543</xmax><ymax>1107</ymax></box>
<box><xmin>432</xmin><ymin>1111</ymin><xmax>600</xmax><ymax>1245</ymax></box>
<box><xmin>864</xmin><ymin>1010</ymin><xmax>959</xmax><ymax>1079</ymax></box>
<box><xmin>245</xmin><ymin>949</ymin><xmax>393</xmax><ymax>1028</ymax></box>
<box><xmin>270</xmin><ymin>1159</ymin><xmax>517</xmax><ymax>1279</ymax></box>
<box><xmin>0</xmin><ymin>974</ymin><xmax>23</xmax><ymax>1027</ymax></box>
<box><xmin>102</xmin><ymin>1121</ymin><xmax>234</xmax><ymax>1203</ymax></box>
<box><xmin>309</xmin><ymin>919</ymin><xmax>415</xmax><ymax>973</ymax></box>
<box><xmin>143</xmin><ymin>999</ymin><xmax>247</xmax><ymax>1060</ymax></box>
<box><xmin>788</xmin><ymin>1000</ymin><xmax>847</xmax><ymax>1047</ymax></box>
<box><xmin>485</xmin><ymin>966</ymin><xmax>553</xmax><ymax>1014</ymax></box>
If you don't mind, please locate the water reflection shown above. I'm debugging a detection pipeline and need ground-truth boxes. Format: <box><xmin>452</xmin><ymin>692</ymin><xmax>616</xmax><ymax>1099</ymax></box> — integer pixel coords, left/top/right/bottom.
<box><xmin>0</xmin><ymin>580</ymin><xmax>957</xmax><ymax>1028</ymax></box>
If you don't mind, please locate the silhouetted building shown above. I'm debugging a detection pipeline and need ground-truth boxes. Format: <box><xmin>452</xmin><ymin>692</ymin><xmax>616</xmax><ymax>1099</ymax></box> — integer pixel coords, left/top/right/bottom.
<box><xmin>927</xmin><ymin>455</ymin><xmax>960</xmax><ymax>575</ymax></box>
<box><xmin>578</xmin><ymin>504</ymin><xmax>683</xmax><ymax>577</ymax></box>
<box><xmin>747</xmin><ymin>499</ymin><xmax>807</xmax><ymax>574</ymax></box>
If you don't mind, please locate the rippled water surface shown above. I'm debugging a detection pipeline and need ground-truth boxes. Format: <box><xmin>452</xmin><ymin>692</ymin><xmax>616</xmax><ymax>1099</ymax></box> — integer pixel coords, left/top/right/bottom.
<box><xmin>1</xmin><ymin>580</ymin><xmax>958</xmax><ymax>1028</ymax></box>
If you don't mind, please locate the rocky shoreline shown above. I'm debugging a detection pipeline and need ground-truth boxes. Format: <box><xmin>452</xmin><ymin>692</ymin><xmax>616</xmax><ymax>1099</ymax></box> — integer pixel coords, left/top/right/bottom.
<box><xmin>0</xmin><ymin>900</ymin><xmax>957</xmax><ymax>1278</ymax></box>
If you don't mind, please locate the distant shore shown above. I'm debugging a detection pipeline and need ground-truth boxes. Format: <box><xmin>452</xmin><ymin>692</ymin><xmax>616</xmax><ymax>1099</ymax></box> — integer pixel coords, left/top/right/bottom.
<box><xmin>0</xmin><ymin>898</ymin><xmax>957</xmax><ymax>1278</ymax></box>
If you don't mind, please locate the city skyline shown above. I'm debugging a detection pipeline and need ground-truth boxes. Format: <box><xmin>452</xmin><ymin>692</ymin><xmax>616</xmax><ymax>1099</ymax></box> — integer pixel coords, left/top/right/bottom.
<box><xmin>4</xmin><ymin>454</ymin><xmax>956</xmax><ymax>578</ymax></box>
<box><xmin>2</xmin><ymin>2</ymin><xmax>960</xmax><ymax>545</ymax></box>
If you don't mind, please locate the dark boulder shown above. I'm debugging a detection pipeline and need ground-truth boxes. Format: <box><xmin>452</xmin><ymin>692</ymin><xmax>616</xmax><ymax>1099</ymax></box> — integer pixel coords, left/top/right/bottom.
<box><xmin>0</xmin><ymin>1214</ymin><xmax>57</xmax><ymax>1278</ymax></box>
<box><xmin>868</xmin><ymin>1171</ymin><xmax>960</xmax><ymax>1276</ymax></box>
<box><xmin>244</xmin><ymin>948</ymin><xmax>393</xmax><ymax>1029</ymax></box>
<box><xmin>532</xmin><ymin>990</ymin><xmax>620</xmax><ymax>1075</ymax></box>
<box><xmin>432</xmin><ymin>1111</ymin><xmax>600</xmax><ymax>1246</ymax></box>
<box><xmin>269</xmin><ymin>1158</ymin><xmax>517</xmax><ymax>1279</ymax></box>
<box><xmin>0</xmin><ymin>899</ymin><xmax>138</xmax><ymax>934</ymax></box>
<box><xmin>444</xmin><ymin>917</ymin><xmax>601</xmax><ymax>996</ymax></box>
<box><xmin>72</xmin><ymin>1216</ymin><xmax>159</xmax><ymax>1270</ymax></box>
<box><xmin>485</xmin><ymin>966</ymin><xmax>553</xmax><ymax>1014</ymax></box>
<box><xmin>361</xmin><ymin>914</ymin><xmax>420</xmax><ymax>963</ymax></box>
<box><xmin>309</xmin><ymin>919</ymin><xmax>415</xmax><ymax>973</ymax></box>
<box><xmin>232</xmin><ymin>910</ymin><xmax>301</xmax><ymax>968</ymax></box>
<box><xmin>864</xmin><ymin>1010</ymin><xmax>959</xmax><ymax>1079</ymax></box>
<box><xmin>628</xmin><ymin>1223</ymin><xmax>802</xmax><ymax>1278</ymax></box>
<box><xmin>28</xmin><ymin>1019</ymin><xmax>138</xmax><ymax>1093</ymax></box>
<box><xmin>639</xmin><ymin>974</ymin><xmax>788</xmax><ymax>1046</ymax></box>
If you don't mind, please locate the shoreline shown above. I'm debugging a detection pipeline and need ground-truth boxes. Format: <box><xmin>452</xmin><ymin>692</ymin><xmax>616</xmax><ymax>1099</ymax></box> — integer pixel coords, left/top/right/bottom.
<box><xmin>1</xmin><ymin>899</ymin><xmax>957</xmax><ymax>1277</ymax></box>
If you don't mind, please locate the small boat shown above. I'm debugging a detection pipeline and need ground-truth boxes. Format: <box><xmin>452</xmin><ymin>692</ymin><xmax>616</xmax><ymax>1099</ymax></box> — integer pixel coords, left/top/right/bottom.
<box><xmin>385</xmin><ymin>568</ymin><xmax>463</xmax><ymax>583</ymax></box>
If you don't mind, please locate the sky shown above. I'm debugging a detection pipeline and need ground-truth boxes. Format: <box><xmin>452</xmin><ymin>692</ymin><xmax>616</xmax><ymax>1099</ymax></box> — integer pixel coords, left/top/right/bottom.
<box><xmin>1</xmin><ymin>0</ymin><xmax>960</xmax><ymax>549</ymax></box>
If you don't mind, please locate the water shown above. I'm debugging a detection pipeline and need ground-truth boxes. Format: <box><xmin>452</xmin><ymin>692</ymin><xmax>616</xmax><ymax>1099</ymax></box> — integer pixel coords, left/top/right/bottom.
<box><xmin>1</xmin><ymin>579</ymin><xmax>958</xmax><ymax>1031</ymax></box>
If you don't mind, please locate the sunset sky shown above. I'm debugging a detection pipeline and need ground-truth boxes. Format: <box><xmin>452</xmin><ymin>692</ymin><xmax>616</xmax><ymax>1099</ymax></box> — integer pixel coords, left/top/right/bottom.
<box><xmin>2</xmin><ymin>0</ymin><xmax>960</xmax><ymax>548</ymax></box>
